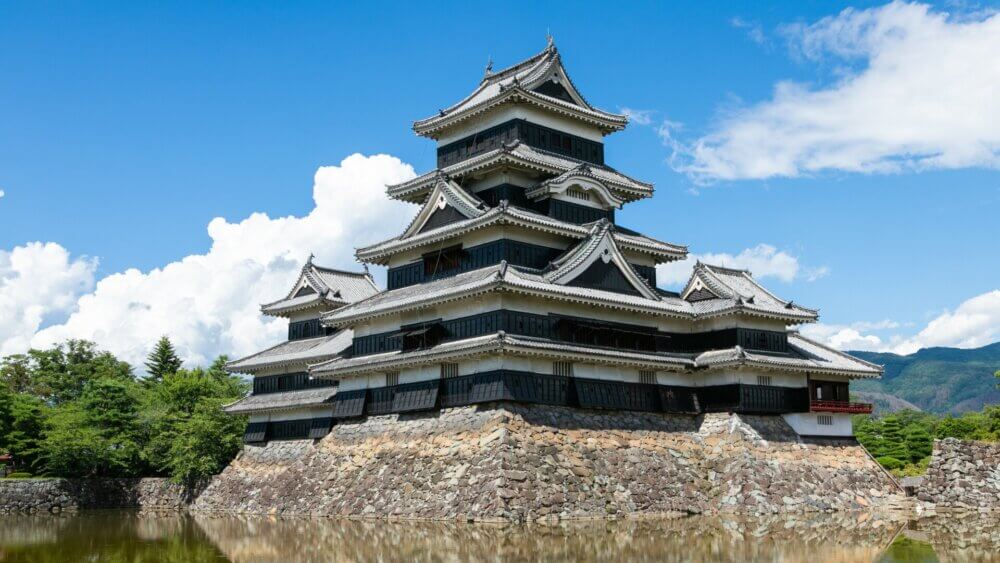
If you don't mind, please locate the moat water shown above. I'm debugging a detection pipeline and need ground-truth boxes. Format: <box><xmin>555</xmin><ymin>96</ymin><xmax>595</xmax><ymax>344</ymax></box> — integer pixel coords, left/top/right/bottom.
<box><xmin>0</xmin><ymin>510</ymin><xmax>998</xmax><ymax>562</ymax></box>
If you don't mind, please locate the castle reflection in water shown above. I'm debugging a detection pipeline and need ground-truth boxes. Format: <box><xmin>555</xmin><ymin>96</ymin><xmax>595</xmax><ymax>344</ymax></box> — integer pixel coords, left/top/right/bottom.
<box><xmin>2</xmin><ymin>510</ymin><xmax>1000</xmax><ymax>562</ymax></box>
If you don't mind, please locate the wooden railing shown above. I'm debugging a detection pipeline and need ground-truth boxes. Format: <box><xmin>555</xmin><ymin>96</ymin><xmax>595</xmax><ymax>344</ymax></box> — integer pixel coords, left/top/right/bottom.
<box><xmin>810</xmin><ymin>400</ymin><xmax>873</xmax><ymax>414</ymax></box>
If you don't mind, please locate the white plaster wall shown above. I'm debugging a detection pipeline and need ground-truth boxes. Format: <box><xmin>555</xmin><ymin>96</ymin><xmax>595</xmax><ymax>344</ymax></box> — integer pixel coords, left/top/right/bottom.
<box><xmin>436</xmin><ymin>105</ymin><xmax>606</xmax><ymax>145</ymax></box>
<box><xmin>692</xmin><ymin>316</ymin><xmax>789</xmax><ymax>332</ymax></box>
<box><xmin>783</xmin><ymin>413</ymin><xmax>853</xmax><ymax>437</ymax></box>
<box><xmin>248</xmin><ymin>407</ymin><xmax>334</xmax><ymax>423</ymax></box>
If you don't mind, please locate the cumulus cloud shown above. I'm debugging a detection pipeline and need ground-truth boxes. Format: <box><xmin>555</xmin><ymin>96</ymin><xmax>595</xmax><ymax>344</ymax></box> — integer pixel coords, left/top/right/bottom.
<box><xmin>673</xmin><ymin>2</ymin><xmax>1000</xmax><ymax>181</ymax></box>
<box><xmin>656</xmin><ymin>243</ymin><xmax>812</xmax><ymax>287</ymax></box>
<box><xmin>800</xmin><ymin>322</ymin><xmax>890</xmax><ymax>352</ymax></box>
<box><xmin>0</xmin><ymin>242</ymin><xmax>97</xmax><ymax>356</ymax></box>
<box><xmin>0</xmin><ymin>189</ymin><xmax>6</xmax><ymax>199</ymax></box>
<box><xmin>802</xmin><ymin>291</ymin><xmax>1000</xmax><ymax>354</ymax></box>
<box><xmin>21</xmin><ymin>154</ymin><xmax>416</xmax><ymax>368</ymax></box>
<box><xmin>890</xmin><ymin>290</ymin><xmax>1000</xmax><ymax>354</ymax></box>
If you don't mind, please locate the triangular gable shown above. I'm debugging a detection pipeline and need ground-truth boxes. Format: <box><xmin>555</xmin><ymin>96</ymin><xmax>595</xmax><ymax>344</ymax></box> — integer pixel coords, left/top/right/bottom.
<box><xmin>544</xmin><ymin>222</ymin><xmax>659</xmax><ymax>300</ymax></box>
<box><xmin>293</xmin><ymin>285</ymin><xmax>317</xmax><ymax>298</ymax></box>
<box><xmin>681</xmin><ymin>262</ymin><xmax>737</xmax><ymax>301</ymax></box>
<box><xmin>401</xmin><ymin>176</ymin><xmax>487</xmax><ymax>238</ymax></box>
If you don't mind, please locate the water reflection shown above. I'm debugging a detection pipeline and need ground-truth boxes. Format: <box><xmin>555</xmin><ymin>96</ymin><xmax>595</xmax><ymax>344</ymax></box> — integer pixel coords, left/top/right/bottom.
<box><xmin>0</xmin><ymin>510</ymin><xmax>998</xmax><ymax>562</ymax></box>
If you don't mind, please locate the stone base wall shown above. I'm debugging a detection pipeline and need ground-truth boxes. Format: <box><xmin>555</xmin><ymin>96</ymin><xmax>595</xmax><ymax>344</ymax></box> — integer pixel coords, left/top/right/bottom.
<box><xmin>0</xmin><ymin>478</ymin><xmax>200</xmax><ymax>514</ymax></box>
<box><xmin>193</xmin><ymin>402</ymin><xmax>901</xmax><ymax>521</ymax></box>
<box><xmin>918</xmin><ymin>438</ymin><xmax>1000</xmax><ymax>509</ymax></box>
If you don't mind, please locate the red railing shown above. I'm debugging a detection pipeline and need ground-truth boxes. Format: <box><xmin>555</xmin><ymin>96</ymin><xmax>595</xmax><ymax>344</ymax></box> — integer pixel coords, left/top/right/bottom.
<box><xmin>810</xmin><ymin>400</ymin><xmax>873</xmax><ymax>414</ymax></box>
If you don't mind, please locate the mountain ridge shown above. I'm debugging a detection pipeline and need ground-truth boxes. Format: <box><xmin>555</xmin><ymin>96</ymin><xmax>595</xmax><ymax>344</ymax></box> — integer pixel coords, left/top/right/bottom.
<box><xmin>849</xmin><ymin>342</ymin><xmax>1000</xmax><ymax>414</ymax></box>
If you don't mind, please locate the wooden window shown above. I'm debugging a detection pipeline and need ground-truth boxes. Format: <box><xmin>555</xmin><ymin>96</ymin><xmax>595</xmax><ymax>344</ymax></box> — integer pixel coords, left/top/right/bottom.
<box><xmin>639</xmin><ymin>370</ymin><xmax>657</xmax><ymax>385</ymax></box>
<box><xmin>817</xmin><ymin>415</ymin><xmax>833</xmax><ymax>426</ymax></box>
<box><xmin>440</xmin><ymin>363</ymin><xmax>459</xmax><ymax>379</ymax></box>
<box><xmin>756</xmin><ymin>375</ymin><xmax>772</xmax><ymax>387</ymax></box>
<box><xmin>385</xmin><ymin>371</ymin><xmax>399</xmax><ymax>387</ymax></box>
<box><xmin>552</xmin><ymin>361</ymin><xmax>574</xmax><ymax>377</ymax></box>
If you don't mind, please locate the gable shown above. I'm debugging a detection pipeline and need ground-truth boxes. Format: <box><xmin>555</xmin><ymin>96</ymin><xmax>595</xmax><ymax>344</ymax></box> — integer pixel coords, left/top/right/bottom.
<box><xmin>419</xmin><ymin>204</ymin><xmax>468</xmax><ymax>233</ymax></box>
<box><xmin>293</xmin><ymin>285</ymin><xmax>317</xmax><ymax>298</ymax></box>
<box><xmin>567</xmin><ymin>260</ymin><xmax>641</xmax><ymax>296</ymax></box>
<box><xmin>532</xmin><ymin>80</ymin><xmax>577</xmax><ymax>105</ymax></box>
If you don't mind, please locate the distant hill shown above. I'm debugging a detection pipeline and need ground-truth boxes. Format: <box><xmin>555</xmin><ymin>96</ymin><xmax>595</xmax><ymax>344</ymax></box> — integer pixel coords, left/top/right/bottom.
<box><xmin>852</xmin><ymin>391</ymin><xmax>922</xmax><ymax>415</ymax></box>
<box><xmin>850</xmin><ymin>342</ymin><xmax>1000</xmax><ymax>414</ymax></box>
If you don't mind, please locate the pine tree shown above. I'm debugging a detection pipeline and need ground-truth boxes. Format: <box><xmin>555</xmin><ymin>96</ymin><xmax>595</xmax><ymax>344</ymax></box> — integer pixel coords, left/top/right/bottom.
<box><xmin>144</xmin><ymin>337</ymin><xmax>182</xmax><ymax>382</ymax></box>
<box><xmin>879</xmin><ymin>416</ymin><xmax>909</xmax><ymax>463</ymax></box>
<box><xmin>905</xmin><ymin>426</ymin><xmax>933</xmax><ymax>463</ymax></box>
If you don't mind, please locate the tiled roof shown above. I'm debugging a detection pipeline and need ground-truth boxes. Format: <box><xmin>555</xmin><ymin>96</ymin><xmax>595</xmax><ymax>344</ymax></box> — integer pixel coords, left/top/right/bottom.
<box><xmin>400</xmin><ymin>175</ymin><xmax>488</xmax><ymax>238</ymax></box>
<box><xmin>694</xmin><ymin>333</ymin><xmax>882</xmax><ymax>379</ymax></box>
<box><xmin>356</xmin><ymin>201</ymin><xmax>686</xmax><ymax>264</ymax></box>
<box><xmin>226</xmin><ymin>330</ymin><xmax>354</xmax><ymax>374</ymax></box>
<box><xmin>681</xmin><ymin>262</ymin><xmax>818</xmax><ymax>322</ymax></box>
<box><xmin>386</xmin><ymin>141</ymin><xmax>652</xmax><ymax>203</ymax></box>
<box><xmin>310</xmin><ymin>331</ymin><xmax>879</xmax><ymax>380</ymax></box>
<box><xmin>324</xmin><ymin>258</ymin><xmax>816</xmax><ymax>327</ymax></box>
<box><xmin>311</xmin><ymin>332</ymin><xmax>692</xmax><ymax>377</ymax></box>
<box><xmin>222</xmin><ymin>387</ymin><xmax>338</xmax><ymax>415</ymax></box>
<box><xmin>412</xmin><ymin>41</ymin><xmax>627</xmax><ymax>138</ymax></box>
<box><xmin>260</xmin><ymin>258</ymin><xmax>379</xmax><ymax>316</ymax></box>
<box><xmin>524</xmin><ymin>164</ymin><xmax>625</xmax><ymax>208</ymax></box>
<box><xmin>542</xmin><ymin>221</ymin><xmax>661</xmax><ymax>300</ymax></box>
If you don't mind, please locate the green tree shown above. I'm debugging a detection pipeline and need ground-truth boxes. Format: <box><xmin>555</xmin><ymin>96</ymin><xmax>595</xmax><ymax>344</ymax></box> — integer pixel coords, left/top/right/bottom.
<box><xmin>0</xmin><ymin>354</ymin><xmax>33</xmax><ymax>393</ymax></box>
<box><xmin>4</xmin><ymin>393</ymin><xmax>49</xmax><ymax>472</ymax></box>
<box><xmin>42</xmin><ymin>378</ymin><xmax>146</xmax><ymax>477</ymax></box>
<box><xmin>142</xmin><ymin>359</ymin><xmax>248</xmax><ymax>483</ymax></box>
<box><xmin>165</xmin><ymin>400</ymin><xmax>246</xmax><ymax>485</ymax></box>
<box><xmin>880</xmin><ymin>416</ymin><xmax>910</xmax><ymax>461</ymax></box>
<box><xmin>936</xmin><ymin>415</ymin><xmax>979</xmax><ymax>439</ymax></box>
<box><xmin>905</xmin><ymin>426</ymin><xmax>934</xmax><ymax>463</ymax></box>
<box><xmin>144</xmin><ymin>336</ymin><xmax>182</xmax><ymax>383</ymax></box>
<box><xmin>25</xmin><ymin>340</ymin><xmax>133</xmax><ymax>404</ymax></box>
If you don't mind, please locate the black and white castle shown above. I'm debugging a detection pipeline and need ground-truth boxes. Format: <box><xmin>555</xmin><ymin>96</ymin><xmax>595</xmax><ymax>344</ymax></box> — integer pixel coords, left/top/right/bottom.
<box><xmin>224</xmin><ymin>40</ymin><xmax>880</xmax><ymax>443</ymax></box>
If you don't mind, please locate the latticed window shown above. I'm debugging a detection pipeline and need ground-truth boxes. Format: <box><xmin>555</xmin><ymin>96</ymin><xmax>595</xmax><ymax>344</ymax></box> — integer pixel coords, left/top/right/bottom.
<box><xmin>756</xmin><ymin>375</ymin><xmax>772</xmax><ymax>387</ymax></box>
<box><xmin>385</xmin><ymin>371</ymin><xmax>400</xmax><ymax>387</ymax></box>
<box><xmin>566</xmin><ymin>188</ymin><xmax>591</xmax><ymax>201</ymax></box>
<box><xmin>552</xmin><ymin>361</ymin><xmax>574</xmax><ymax>377</ymax></box>
<box><xmin>817</xmin><ymin>415</ymin><xmax>834</xmax><ymax>426</ymax></box>
<box><xmin>639</xmin><ymin>370</ymin><xmax>657</xmax><ymax>385</ymax></box>
<box><xmin>440</xmin><ymin>363</ymin><xmax>459</xmax><ymax>379</ymax></box>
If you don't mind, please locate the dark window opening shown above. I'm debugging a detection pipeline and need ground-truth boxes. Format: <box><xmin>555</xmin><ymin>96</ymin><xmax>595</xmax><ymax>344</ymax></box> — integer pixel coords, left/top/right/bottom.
<box><xmin>423</xmin><ymin>245</ymin><xmax>465</xmax><ymax>277</ymax></box>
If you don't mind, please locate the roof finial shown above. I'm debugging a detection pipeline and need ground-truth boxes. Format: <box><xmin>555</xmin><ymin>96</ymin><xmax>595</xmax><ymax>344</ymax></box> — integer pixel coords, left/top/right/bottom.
<box><xmin>306</xmin><ymin>252</ymin><xmax>315</xmax><ymax>266</ymax></box>
<box><xmin>484</xmin><ymin>55</ymin><xmax>493</xmax><ymax>76</ymax></box>
<box><xmin>362</xmin><ymin>263</ymin><xmax>371</xmax><ymax>277</ymax></box>
<box><xmin>546</xmin><ymin>30</ymin><xmax>555</xmax><ymax>51</ymax></box>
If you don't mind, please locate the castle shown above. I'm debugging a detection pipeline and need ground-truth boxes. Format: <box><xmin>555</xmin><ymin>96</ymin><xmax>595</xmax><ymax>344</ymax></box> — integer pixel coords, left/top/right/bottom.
<box><xmin>223</xmin><ymin>39</ymin><xmax>880</xmax><ymax>443</ymax></box>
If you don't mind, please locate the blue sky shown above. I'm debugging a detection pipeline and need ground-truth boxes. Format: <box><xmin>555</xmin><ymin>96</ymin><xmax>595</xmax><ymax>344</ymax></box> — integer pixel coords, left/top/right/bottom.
<box><xmin>1</xmin><ymin>1</ymin><xmax>998</xmax><ymax>365</ymax></box>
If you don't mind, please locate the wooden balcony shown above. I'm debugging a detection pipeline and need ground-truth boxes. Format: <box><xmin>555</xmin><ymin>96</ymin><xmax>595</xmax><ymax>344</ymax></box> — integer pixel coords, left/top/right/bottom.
<box><xmin>810</xmin><ymin>400</ymin><xmax>873</xmax><ymax>414</ymax></box>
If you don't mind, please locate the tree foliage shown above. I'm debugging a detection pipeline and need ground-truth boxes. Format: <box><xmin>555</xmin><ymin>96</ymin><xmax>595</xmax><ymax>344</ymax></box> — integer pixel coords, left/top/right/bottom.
<box><xmin>0</xmin><ymin>339</ymin><xmax>247</xmax><ymax>482</ymax></box>
<box><xmin>854</xmin><ymin>405</ymin><xmax>1000</xmax><ymax>477</ymax></box>
<box><xmin>144</xmin><ymin>336</ymin><xmax>183</xmax><ymax>383</ymax></box>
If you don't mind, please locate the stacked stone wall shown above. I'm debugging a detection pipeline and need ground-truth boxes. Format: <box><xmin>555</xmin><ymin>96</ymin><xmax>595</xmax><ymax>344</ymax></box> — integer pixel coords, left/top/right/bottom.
<box><xmin>918</xmin><ymin>438</ymin><xmax>1000</xmax><ymax>510</ymax></box>
<box><xmin>0</xmin><ymin>478</ymin><xmax>199</xmax><ymax>514</ymax></box>
<box><xmin>193</xmin><ymin>402</ymin><xmax>901</xmax><ymax>521</ymax></box>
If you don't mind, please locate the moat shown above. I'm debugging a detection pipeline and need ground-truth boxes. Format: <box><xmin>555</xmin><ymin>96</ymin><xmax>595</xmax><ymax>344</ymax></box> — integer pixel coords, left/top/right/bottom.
<box><xmin>1</xmin><ymin>510</ymin><xmax>998</xmax><ymax>562</ymax></box>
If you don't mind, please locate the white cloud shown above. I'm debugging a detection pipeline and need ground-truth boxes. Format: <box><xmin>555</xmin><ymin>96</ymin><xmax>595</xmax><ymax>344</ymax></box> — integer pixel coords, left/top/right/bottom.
<box><xmin>673</xmin><ymin>2</ymin><xmax>1000</xmax><ymax>181</ymax></box>
<box><xmin>801</xmin><ymin>324</ymin><xmax>885</xmax><ymax>351</ymax></box>
<box><xmin>620</xmin><ymin>107</ymin><xmax>654</xmax><ymax>126</ymax></box>
<box><xmin>656</xmin><ymin>243</ymin><xmax>808</xmax><ymax>287</ymax></box>
<box><xmin>890</xmin><ymin>290</ymin><xmax>1000</xmax><ymax>354</ymax></box>
<box><xmin>802</xmin><ymin>291</ymin><xmax>1000</xmax><ymax>354</ymax></box>
<box><xmin>730</xmin><ymin>17</ymin><xmax>769</xmax><ymax>46</ymax></box>
<box><xmin>0</xmin><ymin>189</ymin><xmax>6</xmax><ymax>199</ymax></box>
<box><xmin>0</xmin><ymin>242</ymin><xmax>97</xmax><ymax>356</ymax></box>
<box><xmin>21</xmin><ymin>153</ymin><xmax>416</xmax><ymax>368</ymax></box>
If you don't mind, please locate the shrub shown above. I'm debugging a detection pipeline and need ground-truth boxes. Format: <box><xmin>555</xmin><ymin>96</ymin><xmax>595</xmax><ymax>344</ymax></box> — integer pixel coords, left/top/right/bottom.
<box><xmin>5</xmin><ymin>472</ymin><xmax>33</xmax><ymax>479</ymax></box>
<box><xmin>876</xmin><ymin>456</ymin><xmax>904</xmax><ymax>470</ymax></box>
